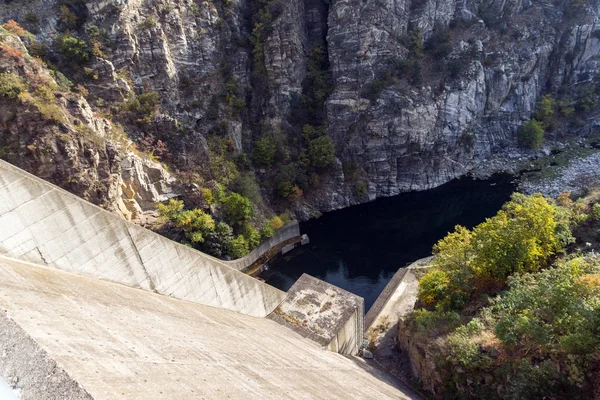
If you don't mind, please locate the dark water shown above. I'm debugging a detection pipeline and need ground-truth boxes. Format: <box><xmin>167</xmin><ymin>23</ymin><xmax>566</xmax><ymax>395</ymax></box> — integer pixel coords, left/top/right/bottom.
<box><xmin>259</xmin><ymin>175</ymin><xmax>516</xmax><ymax>311</ymax></box>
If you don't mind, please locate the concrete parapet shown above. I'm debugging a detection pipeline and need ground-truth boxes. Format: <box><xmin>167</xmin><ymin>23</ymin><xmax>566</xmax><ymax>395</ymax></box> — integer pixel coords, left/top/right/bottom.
<box><xmin>0</xmin><ymin>160</ymin><xmax>284</xmax><ymax>317</ymax></box>
<box><xmin>224</xmin><ymin>221</ymin><xmax>301</xmax><ymax>271</ymax></box>
<box><xmin>268</xmin><ymin>274</ymin><xmax>365</xmax><ymax>355</ymax></box>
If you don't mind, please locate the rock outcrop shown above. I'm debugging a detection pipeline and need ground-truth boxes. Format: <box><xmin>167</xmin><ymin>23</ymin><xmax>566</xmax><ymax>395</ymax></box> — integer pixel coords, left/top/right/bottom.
<box><xmin>1</xmin><ymin>0</ymin><xmax>600</xmax><ymax>215</ymax></box>
<box><xmin>0</xmin><ymin>29</ymin><xmax>176</xmax><ymax>222</ymax></box>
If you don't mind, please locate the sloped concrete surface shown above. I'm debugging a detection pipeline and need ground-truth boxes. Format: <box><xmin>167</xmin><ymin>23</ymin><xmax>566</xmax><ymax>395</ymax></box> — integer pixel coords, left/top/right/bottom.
<box><xmin>0</xmin><ymin>256</ymin><xmax>418</xmax><ymax>399</ymax></box>
<box><xmin>0</xmin><ymin>160</ymin><xmax>284</xmax><ymax>317</ymax></box>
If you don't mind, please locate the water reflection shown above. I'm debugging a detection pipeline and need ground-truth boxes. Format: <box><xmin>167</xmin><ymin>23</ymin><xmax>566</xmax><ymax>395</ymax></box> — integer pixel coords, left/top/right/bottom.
<box><xmin>260</xmin><ymin>175</ymin><xmax>516</xmax><ymax>311</ymax></box>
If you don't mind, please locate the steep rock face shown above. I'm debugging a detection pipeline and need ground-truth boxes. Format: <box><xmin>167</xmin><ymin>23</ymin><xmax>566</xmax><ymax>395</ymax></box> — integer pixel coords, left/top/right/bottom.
<box><xmin>0</xmin><ymin>29</ymin><xmax>175</xmax><ymax>222</ymax></box>
<box><xmin>321</xmin><ymin>0</ymin><xmax>575</xmax><ymax>210</ymax></box>
<box><xmin>1</xmin><ymin>0</ymin><xmax>600</xmax><ymax>217</ymax></box>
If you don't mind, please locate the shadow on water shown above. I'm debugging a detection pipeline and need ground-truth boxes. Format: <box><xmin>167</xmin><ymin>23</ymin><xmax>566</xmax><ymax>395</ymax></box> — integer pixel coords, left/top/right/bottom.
<box><xmin>259</xmin><ymin>175</ymin><xmax>517</xmax><ymax>310</ymax></box>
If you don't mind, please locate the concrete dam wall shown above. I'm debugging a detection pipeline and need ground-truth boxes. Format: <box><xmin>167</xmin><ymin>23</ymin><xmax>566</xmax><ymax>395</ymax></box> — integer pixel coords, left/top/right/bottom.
<box><xmin>0</xmin><ymin>160</ymin><xmax>284</xmax><ymax>318</ymax></box>
<box><xmin>0</xmin><ymin>159</ymin><xmax>421</xmax><ymax>399</ymax></box>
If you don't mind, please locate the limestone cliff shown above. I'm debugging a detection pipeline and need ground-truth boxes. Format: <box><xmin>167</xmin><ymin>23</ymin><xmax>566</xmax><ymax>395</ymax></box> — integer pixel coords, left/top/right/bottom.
<box><xmin>1</xmin><ymin>0</ymin><xmax>600</xmax><ymax>216</ymax></box>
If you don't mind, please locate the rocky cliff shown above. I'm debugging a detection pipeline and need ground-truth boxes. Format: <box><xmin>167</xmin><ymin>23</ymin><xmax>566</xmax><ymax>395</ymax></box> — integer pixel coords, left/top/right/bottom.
<box><xmin>1</xmin><ymin>0</ymin><xmax>600</xmax><ymax>217</ymax></box>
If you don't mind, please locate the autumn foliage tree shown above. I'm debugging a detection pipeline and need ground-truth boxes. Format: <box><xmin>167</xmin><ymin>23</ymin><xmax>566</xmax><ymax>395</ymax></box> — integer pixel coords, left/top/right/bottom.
<box><xmin>418</xmin><ymin>193</ymin><xmax>574</xmax><ymax>310</ymax></box>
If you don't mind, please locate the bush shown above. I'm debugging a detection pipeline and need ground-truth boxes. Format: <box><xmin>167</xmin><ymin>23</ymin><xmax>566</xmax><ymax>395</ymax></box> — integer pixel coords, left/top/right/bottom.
<box><xmin>518</xmin><ymin>119</ymin><xmax>544</xmax><ymax>149</ymax></box>
<box><xmin>0</xmin><ymin>72</ymin><xmax>26</xmax><ymax>99</ymax></box>
<box><xmin>308</xmin><ymin>135</ymin><xmax>336</xmax><ymax>169</ymax></box>
<box><xmin>222</xmin><ymin>193</ymin><xmax>254</xmax><ymax>225</ymax></box>
<box><xmin>123</xmin><ymin>90</ymin><xmax>159</xmax><ymax>123</ymax></box>
<box><xmin>420</xmin><ymin>194</ymin><xmax>574</xmax><ymax>310</ymax></box>
<box><xmin>253</xmin><ymin>136</ymin><xmax>276</xmax><ymax>167</ymax></box>
<box><xmin>228</xmin><ymin>235</ymin><xmax>249</xmax><ymax>258</ymax></box>
<box><xmin>157</xmin><ymin>199</ymin><xmax>215</xmax><ymax>243</ymax></box>
<box><xmin>202</xmin><ymin>221</ymin><xmax>234</xmax><ymax>258</ymax></box>
<box><xmin>417</xmin><ymin>269</ymin><xmax>450</xmax><ymax>307</ymax></box>
<box><xmin>59</xmin><ymin>4</ymin><xmax>79</xmax><ymax>29</ymax></box>
<box><xmin>241</xmin><ymin>223</ymin><xmax>261</xmax><ymax>249</ymax></box>
<box><xmin>201</xmin><ymin>188</ymin><xmax>214</xmax><ymax>206</ymax></box>
<box><xmin>269</xmin><ymin>216</ymin><xmax>284</xmax><ymax>230</ymax></box>
<box><xmin>231</xmin><ymin>173</ymin><xmax>262</xmax><ymax>205</ymax></box>
<box><xmin>576</xmin><ymin>85</ymin><xmax>598</xmax><ymax>112</ymax></box>
<box><xmin>354</xmin><ymin>180</ymin><xmax>368</xmax><ymax>198</ymax></box>
<box><xmin>534</xmin><ymin>94</ymin><xmax>556</xmax><ymax>126</ymax></box>
<box><xmin>2</xmin><ymin>20</ymin><xmax>31</xmax><ymax>37</ymax></box>
<box><xmin>57</xmin><ymin>33</ymin><xmax>89</xmax><ymax>63</ymax></box>
<box><xmin>260</xmin><ymin>223</ymin><xmax>275</xmax><ymax>239</ymax></box>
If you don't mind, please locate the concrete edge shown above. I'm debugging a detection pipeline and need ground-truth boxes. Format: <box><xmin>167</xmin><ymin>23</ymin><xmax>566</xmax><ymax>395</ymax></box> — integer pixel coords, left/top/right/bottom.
<box><xmin>365</xmin><ymin>257</ymin><xmax>434</xmax><ymax>332</ymax></box>
<box><xmin>224</xmin><ymin>221</ymin><xmax>301</xmax><ymax>271</ymax></box>
<box><xmin>0</xmin><ymin>309</ymin><xmax>94</xmax><ymax>400</ymax></box>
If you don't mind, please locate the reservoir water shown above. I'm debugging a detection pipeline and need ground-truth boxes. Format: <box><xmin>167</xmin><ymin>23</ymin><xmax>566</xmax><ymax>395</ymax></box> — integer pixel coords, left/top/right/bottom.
<box><xmin>259</xmin><ymin>175</ymin><xmax>516</xmax><ymax>311</ymax></box>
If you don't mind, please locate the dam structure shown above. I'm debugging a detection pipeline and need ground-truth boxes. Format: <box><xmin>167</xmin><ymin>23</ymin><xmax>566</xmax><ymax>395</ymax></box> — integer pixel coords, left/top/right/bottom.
<box><xmin>0</xmin><ymin>159</ymin><xmax>418</xmax><ymax>399</ymax></box>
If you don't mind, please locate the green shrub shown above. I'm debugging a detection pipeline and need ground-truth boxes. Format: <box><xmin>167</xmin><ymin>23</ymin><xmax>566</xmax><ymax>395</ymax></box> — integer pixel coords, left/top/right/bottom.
<box><xmin>308</xmin><ymin>135</ymin><xmax>335</xmax><ymax>169</ymax></box>
<box><xmin>140</xmin><ymin>16</ymin><xmax>157</xmax><ymax>30</ymax></box>
<box><xmin>354</xmin><ymin>180</ymin><xmax>368</xmax><ymax>198</ymax></box>
<box><xmin>269</xmin><ymin>215</ymin><xmax>284</xmax><ymax>230</ymax></box>
<box><xmin>534</xmin><ymin>94</ymin><xmax>556</xmax><ymax>126</ymax></box>
<box><xmin>417</xmin><ymin>269</ymin><xmax>450</xmax><ymax>307</ymax></box>
<box><xmin>57</xmin><ymin>33</ymin><xmax>89</xmax><ymax>63</ymax></box>
<box><xmin>576</xmin><ymin>85</ymin><xmax>598</xmax><ymax>112</ymax></box>
<box><xmin>157</xmin><ymin>199</ymin><xmax>215</xmax><ymax>243</ymax></box>
<box><xmin>201</xmin><ymin>188</ymin><xmax>214</xmax><ymax>206</ymax></box>
<box><xmin>260</xmin><ymin>223</ymin><xmax>275</xmax><ymax>239</ymax></box>
<box><xmin>228</xmin><ymin>235</ymin><xmax>249</xmax><ymax>258</ymax></box>
<box><xmin>122</xmin><ymin>90</ymin><xmax>160</xmax><ymax>123</ymax></box>
<box><xmin>222</xmin><ymin>193</ymin><xmax>254</xmax><ymax>225</ymax></box>
<box><xmin>202</xmin><ymin>221</ymin><xmax>234</xmax><ymax>258</ymax></box>
<box><xmin>518</xmin><ymin>119</ymin><xmax>544</xmax><ymax>149</ymax></box>
<box><xmin>253</xmin><ymin>136</ymin><xmax>276</xmax><ymax>167</ymax></box>
<box><xmin>241</xmin><ymin>223</ymin><xmax>261</xmax><ymax>249</ymax></box>
<box><xmin>592</xmin><ymin>203</ymin><xmax>600</xmax><ymax>221</ymax></box>
<box><xmin>0</xmin><ymin>72</ymin><xmax>26</xmax><ymax>99</ymax></box>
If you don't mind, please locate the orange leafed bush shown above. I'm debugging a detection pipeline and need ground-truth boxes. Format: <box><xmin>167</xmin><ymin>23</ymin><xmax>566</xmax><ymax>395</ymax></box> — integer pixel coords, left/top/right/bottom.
<box><xmin>2</xmin><ymin>20</ymin><xmax>29</xmax><ymax>37</ymax></box>
<box><xmin>0</xmin><ymin>42</ymin><xmax>24</xmax><ymax>60</ymax></box>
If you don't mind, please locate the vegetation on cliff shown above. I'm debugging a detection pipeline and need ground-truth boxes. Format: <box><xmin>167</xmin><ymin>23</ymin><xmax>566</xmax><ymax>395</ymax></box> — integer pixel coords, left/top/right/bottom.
<box><xmin>404</xmin><ymin>191</ymin><xmax>600</xmax><ymax>399</ymax></box>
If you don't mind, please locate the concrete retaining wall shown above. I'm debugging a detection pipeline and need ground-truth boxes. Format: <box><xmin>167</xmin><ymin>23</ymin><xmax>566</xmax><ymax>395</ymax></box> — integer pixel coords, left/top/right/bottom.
<box><xmin>0</xmin><ymin>160</ymin><xmax>285</xmax><ymax>317</ymax></box>
<box><xmin>225</xmin><ymin>221</ymin><xmax>301</xmax><ymax>271</ymax></box>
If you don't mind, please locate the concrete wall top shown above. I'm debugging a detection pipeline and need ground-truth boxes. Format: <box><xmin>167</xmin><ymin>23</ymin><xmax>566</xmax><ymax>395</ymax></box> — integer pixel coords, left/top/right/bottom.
<box><xmin>0</xmin><ymin>255</ymin><xmax>418</xmax><ymax>399</ymax></box>
<box><xmin>0</xmin><ymin>160</ymin><xmax>284</xmax><ymax>317</ymax></box>
<box><xmin>269</xmin><ymin>274</ymin><xmax>365</xmax><ymax>354</ymax></box>
<box><xmin>225</xmin><ymin>221</ymin><xmax>301</xmax><ymax>271</ymax></box>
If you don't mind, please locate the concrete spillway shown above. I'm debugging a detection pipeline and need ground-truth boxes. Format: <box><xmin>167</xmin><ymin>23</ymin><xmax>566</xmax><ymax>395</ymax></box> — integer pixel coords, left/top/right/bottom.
<box><xmin>0</xmin><ymin>159</ymin><xmax>420</xmax><ymax>399</ymax></box>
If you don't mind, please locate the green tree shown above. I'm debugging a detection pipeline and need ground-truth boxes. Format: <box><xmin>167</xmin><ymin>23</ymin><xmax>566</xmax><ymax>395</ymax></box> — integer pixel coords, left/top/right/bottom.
<box><xmin>260</xmin><ymin>223</ymin><xmax>275</xmax><ymax>239</ymax></box>
<box><xmin>518</xmin><ymin>119</ymin><xmax>544</xmax><ymax>149</ymax></box>
<box><xmin>57</xmin><ymin>33</ymin><xmax>89</xmax><ymax>63</ymax></box>
<box><xmin>222</xmin><ymin>193</ymin><xmax>254</xmax><ymax>225</ymax></box>
<box><xmin>576</xmin><ymin>85</ymin><xmax>598</xmax><ymax>112</ymax></box>
<box><xmin>202</xmin><ymin>221</ymin><xmax>234</xmax><ymax>258</ymax></box>
<box><xmin>419</xmin><ymin>194</ymin><xmax>574</xmax><ymax>310</ymax></box>
<box><xmin>308</xmin><ymin>135</ymin><xmax>336</xmax><ymax>169</ymax></box>
<box><xmin>473</xmin><ymin>193</ymin><xmax>566</xmax><ymax>280</ymax></box>
<box><xmin>253</xmin><ymin>136</ymin><xmax>276</xmax><ymax>167</ymax></box>
<box><xmin>534</xmin><ymin>95</ymin><xmax>556</xmax><ymax>127</ymax></box>
<box><xmin>156</xmin><ymin>199</ymin><xmax>185</xmax><ymax>221</ymax></box>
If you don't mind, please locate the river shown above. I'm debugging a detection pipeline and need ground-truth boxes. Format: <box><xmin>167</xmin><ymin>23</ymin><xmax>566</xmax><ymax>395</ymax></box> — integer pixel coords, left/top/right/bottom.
<box><xmin>259</xmin><ymin>175</ymin><xmax>516</xmax><ymax>311</ymax></box>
